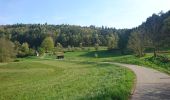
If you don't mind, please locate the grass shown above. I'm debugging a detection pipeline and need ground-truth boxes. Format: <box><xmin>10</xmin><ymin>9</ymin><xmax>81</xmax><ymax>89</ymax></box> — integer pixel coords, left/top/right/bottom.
<box><xmin>110</xmin><ymin>54</ymin><xmax>170</xmax><ymax>74</ymax></box>
<box><xmin>2</xmin><ymin>47</ymin><xmax>169</xmax><ymax>100</ymax></box>
<box><xmin>64</xmin><ymin>49</ymin><xmax>170</xmax><ymax>74</ymax></box>
<box><xmin>0</xmin><ymin>58</ymin><xmax>135</xmax><ymax>100</ymax></box>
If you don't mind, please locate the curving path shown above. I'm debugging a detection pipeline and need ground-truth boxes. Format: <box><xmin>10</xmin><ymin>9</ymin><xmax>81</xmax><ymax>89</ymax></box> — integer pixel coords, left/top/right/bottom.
<box><xmin>113</xmin><ymin>63</ymin><xmax>170</xmax><ymax>100</ymax></box>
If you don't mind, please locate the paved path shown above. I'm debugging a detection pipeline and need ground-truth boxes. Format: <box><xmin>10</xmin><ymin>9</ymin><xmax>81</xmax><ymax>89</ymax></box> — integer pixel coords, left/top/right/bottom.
<box><xmin>113</xmin><ymin>63</ymin><xmax>170</xmax><ymax>100</ymax></box>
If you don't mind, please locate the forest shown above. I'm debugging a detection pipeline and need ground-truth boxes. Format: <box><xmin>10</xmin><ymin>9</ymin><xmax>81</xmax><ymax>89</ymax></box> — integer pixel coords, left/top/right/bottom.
<box><xmin>0</xmin><ymin>10</ymin><xmax>170</xmax><ymax>62</ymax></box>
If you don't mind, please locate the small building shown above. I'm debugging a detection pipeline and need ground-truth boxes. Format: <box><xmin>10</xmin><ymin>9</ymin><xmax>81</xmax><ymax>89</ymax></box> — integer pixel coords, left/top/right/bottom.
<box><xmin>56</xmin><ymin>52</ymin><xmax>64</xmax><ymax>59</ymax></box>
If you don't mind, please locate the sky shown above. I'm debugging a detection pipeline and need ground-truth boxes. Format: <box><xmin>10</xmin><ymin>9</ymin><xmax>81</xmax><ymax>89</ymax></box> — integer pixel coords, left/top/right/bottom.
<box><xmin>0</xmin><ymin>0</ymin><xmax>170</xmax><ymax>28</ymax></box>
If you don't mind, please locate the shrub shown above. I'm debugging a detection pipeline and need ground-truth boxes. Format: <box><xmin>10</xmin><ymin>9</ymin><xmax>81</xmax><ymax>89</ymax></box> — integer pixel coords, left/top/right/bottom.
<box><xmin>146</xmin><ymin>55</ymin><xmax>169</xmax><ymax>63</ymax></box>
<box><xmin>38</xmin><ymin>47</ymin><xmax>45</xmax><ymax>56</ymax></box>
<box><xmin>17</xmin><ymin>42</ymin><xmax>30</xmax><ymax>57</ymax></box>
<box><xmin>0</xmin><ymin>38</ymin><xmax>16</xmax><ymax>62</ymax></box>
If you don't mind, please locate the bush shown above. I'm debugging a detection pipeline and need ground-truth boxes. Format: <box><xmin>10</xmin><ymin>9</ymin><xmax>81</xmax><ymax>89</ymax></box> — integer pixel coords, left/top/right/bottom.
<box><xmin>38</xmin><ymin>47</ymin><xmax>45</xmax><ymax>56</ymax></box>
<box><xmin>17</xmin><ymin>42</ymin><xmax>30</xmax><ymax>57</ymax></box>
<box><xmin>146</xmin><ymin>55</ymin><xmax>169</xmax><ymax>63</ymax></box>
<box><xmin>14</xmin><ymin>59</ymin><xmax>20</xmax><ymax>62</ymax></box>
<box><xmin>0</xmin><ymin>38</ymin><xmax>16</xmax><ymax>62</ymax></box>
<box><xmin>29</xmin><ymin>49</ymin><xmax>36</xmax><ymax>56</ymax></box>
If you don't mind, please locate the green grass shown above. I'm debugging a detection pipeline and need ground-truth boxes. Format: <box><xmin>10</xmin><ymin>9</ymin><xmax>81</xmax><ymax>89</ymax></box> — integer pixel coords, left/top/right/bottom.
<box><xmin>65</xmin><ymin>49</ymin><xmax>170</xmax><ymax>74</ymax></box>
<box><xmin>3</xmin><ymin>47</ymin><xmax>169</xmax><ymax>100</ymax></box>
<box><xmin>110</xmin><ymin>54</ymin><xmax>170</xmax><ymax>74</ymax></box>
<box><xmin>0</xmin><ymin>59</ymin><xmax>135</xmax><ymax>100</ymax></box>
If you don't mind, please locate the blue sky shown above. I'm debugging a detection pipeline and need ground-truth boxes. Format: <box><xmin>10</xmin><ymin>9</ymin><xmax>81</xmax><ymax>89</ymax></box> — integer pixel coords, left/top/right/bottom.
<box><xmin>0</xmin><ymin>0</ymin><xmax>170</xmax><ymax>28</ymax></box>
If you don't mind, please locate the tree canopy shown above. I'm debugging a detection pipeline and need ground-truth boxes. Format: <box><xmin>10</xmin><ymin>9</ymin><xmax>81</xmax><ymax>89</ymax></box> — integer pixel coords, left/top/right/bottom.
<box><xmin>41</xmin><ymin>37</ymin><xmax>54</xmax><ymax>52</ymax></box>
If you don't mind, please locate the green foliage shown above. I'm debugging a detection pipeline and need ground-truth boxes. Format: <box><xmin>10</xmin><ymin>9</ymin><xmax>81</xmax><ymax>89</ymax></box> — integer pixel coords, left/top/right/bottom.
<box><xmin>117</xmin><ymin>29</ymin><xmax>131</xmax><ymax>54</ymax></box>
<box><xmin>138</xmin><ymin>11</ymin><xmax>170</xmax><ymax>55</ymax></box>
<box><xmin>14</xmin><ymin>41</ymin><xmax>21</xmax><ymax>52</ymax></box>
<box><xmin>0</xmin><ymin>38</ymin><xmax>16</xmax><ymax>62</ymax></box>
<box><xmin>161</xmin><ymin>16</ymin><xmax>170</xmax><ymax>46</ymax></box>
<box><xmin>17</xmin><ymin>42</ymin><xmax>30</xmax><ymax>57</ymax></box>
<box><xmin>0</xmin><ymin>11</ymin><xmax>170</xmax><ymax>56</ymax></box>
<box><xmin>37</xmin><ymin>47</ymin><xmax>45</xmax><ymax>56</ymax></box>
<box><xmin>146</xmin><ymin>55</ymin><xmax>169</xmax><ymax>63</ymax></box>
<box><xmin>128</xmin><ymin>31</ymin><xmax>145</xmax><ymax>57</ymax></box>
<box><xmin>0</xmin><ymin>24</ymin><xmax>120</xmax><ymax>48</ymax></box>
<box><xmin>29</xmin><ymin>48</ymin><xmax>35</xmax><ymax>56</ymax></box>
<box><xmin>41</xmin><ymin>37</ymin><xmax>54</xmax><ymax>52</ymax></box>
<box><xmin>22</xmin><ymin>42</ymin><xmax>29</xmax><ymax>53</ymax></box>
<box><xmin>107</xmin><ymin>34</ymin><xmax>118</xmax><ymax>50</ymax></box>
<box><xmin>94</xmin><ymin>43</ymin><xmax>99</xmax><ymax>51</ymax></box>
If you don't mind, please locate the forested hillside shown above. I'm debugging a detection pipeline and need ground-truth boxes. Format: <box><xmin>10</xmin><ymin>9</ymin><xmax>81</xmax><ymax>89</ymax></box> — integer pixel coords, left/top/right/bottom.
<box><xmin>0</xmin><ymin>24</ymin><xmax>123</xmax><ymax>48</ymax></box>
<box><xmin>0</xmin><ymin>10</ymin><xmax>170</xmax><ymax>61</ymax></box>
<box><xmin>129</xmin><ymin>10</ymin><xmax>170</xmax><ymax>56</ymax></box>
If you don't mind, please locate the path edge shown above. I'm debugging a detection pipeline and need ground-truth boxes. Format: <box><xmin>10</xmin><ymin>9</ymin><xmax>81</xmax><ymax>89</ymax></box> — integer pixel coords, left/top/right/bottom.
<box><xmin>111</xmin><ymin>62</ymin><xmax>137</xmax><ymax>100</ymax></box>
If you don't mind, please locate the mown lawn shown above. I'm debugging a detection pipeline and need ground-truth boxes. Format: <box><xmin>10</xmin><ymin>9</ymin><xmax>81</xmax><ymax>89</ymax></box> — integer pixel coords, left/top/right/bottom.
<box><xmin>0</xmin><ymin>59</ymin><xmax>135</xmax><ymax>100</ymax></box>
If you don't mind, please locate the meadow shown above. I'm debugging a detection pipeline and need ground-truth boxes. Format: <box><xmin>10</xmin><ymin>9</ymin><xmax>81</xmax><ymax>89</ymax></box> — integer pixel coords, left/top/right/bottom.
<box><xmin>0</xmin><ymin>49</ymin><xmax>135</xmax><ymax>100</ymax></box>
<box><xmin>0</xmin><ymin>47</ymin><xmax>170</xmax><ymax>100</ymax></box>
<box><xmin>64</xmin><ymin>48</ymin><xmax>170</xmax><ymax>74</ymax></box>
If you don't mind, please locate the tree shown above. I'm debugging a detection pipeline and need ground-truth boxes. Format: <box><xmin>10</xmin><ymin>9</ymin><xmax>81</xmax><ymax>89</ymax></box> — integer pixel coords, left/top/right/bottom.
<box><xmin>0</xmin><ymin>38</ymin><xmax>16</xmax><ymax>62</ymax></box>
<box><xmin>22</xmin><ymin>43</ymin><xmax>29</xmax><ymax>53</ymax></box>
<box><xmin>94</xmin><ymin>43</ymin><xmax>99</xmax><ymax>51</ymax></box>
<box><xmin>41</xmin><ymin>37</ymin><xmax>54</xmax><ymax>52</ymax></box>
<box><xmin>140</xmin><ymin>14</ymin><xmax>162</xmax><ymax>57</ymax></box>
<box><xmin>56</xmin><ymin>43</ymin><xmax>63</xmax><ymax>52</ymax></box>
<box><xmin>107</xmin><ymin>34</ymin><xmax>118</xmax><ymax>50</ymax></box>
<box><xmin>14</xmin><ymin>41</ymin><xmax>21</xmax><ymax>52</ymax></box>
<box><xmin>161</xmin><ymin>16</ymin><xmax>170</xmax><ymax>48</ymax></box>
<box><xmin>117</xmin><ymin>29</ymin><xmax>131</xmax><ymax>54</ymax></box>
<box><xmin>18</xmin><ymin>42</ymin><xmax>30</xmax><ymax>57</ymax></box>
<box><xmin>128</xmin><ymin>32</ymin><xmax>145</xmax><ymax>57</ymax></box>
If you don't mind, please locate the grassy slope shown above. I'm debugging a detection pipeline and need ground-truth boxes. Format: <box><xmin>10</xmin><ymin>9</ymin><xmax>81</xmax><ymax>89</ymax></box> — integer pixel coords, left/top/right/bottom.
<box><xmin>0</xmin><ymin>59</ymin><xmax>135</xmax><ymax>100</ymax></box>
<box><xmin>109</xmin><ymin>55</ymin><xmax>170</xmax><ymax>74</ymax></box>
<box><xmin>64</xmin><ymin>49</ymin><xmax>170</xmax><ymax>74</ymax></box>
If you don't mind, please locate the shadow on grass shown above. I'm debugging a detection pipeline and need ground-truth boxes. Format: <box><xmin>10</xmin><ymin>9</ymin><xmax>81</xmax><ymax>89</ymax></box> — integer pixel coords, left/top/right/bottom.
<box><xmin>79</xmin><ymin>50</ymin><xmax>124</xmax><ymax>58</ymax></box>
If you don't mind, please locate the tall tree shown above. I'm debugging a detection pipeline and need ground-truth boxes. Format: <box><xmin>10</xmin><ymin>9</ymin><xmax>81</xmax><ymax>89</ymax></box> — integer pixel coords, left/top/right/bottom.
<box><xmin>107</xmin><ymin>34</ymin><xmax>118</xmax><ymax>50</ymax></box>
<box><xmin>161</xmin><ymin>16</ymin><xmax>170</xmax><ymax>48</ymax></box>
<box><xmin>128</xmin><ymin>32</ymin><xmax>145</xmax><ymax>57</ymax></box>
<box><xmin>41</xmin><ymin>37</ymin><xmax>54</xmax><ymax>52</ymax></box>
<box><xmin>140</xmin><ymin>14</ymin><xmax>163</xmax><ymax>57</ymax></box>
